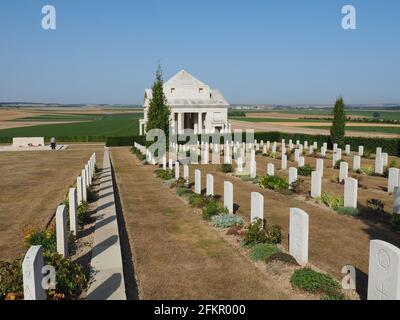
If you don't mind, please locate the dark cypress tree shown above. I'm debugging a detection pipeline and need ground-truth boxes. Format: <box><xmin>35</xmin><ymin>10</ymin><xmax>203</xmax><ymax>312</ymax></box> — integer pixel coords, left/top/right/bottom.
<box><xmin>146</xmin><ymin>66</ymin><xmax>171</xmax><ymax>144</ymax></box>
<box><xmin>330</xmin><ymin>97</ymin><xmax>346</xmax><ymax>147</ymax></box>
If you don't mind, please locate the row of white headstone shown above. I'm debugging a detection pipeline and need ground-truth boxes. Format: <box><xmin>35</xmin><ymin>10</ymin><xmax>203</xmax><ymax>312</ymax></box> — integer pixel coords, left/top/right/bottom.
<box><xmin>288</xmin><ymin>208</ymin><xmax>400</xmax><ymax>300</ymax></box>
<box><xmin>173</xmin><ymin>164</ymin><xmax>400</xmax><ymax>300</ymax></box>
<box><xmin>21</xmin><ymin>153</ymin><xmax>96</xmax><ymax>300</ymax></box>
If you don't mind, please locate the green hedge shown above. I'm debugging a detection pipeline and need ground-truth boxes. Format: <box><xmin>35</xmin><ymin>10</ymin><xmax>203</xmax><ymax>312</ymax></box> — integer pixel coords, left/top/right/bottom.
<box><xmin>250</xmin><ymin>132</ymin><xmax>400</xmax><ymax>156</ymax></box>
<box><xmin>105</xmin><ymin>135</ymin><xmax>145</xmax><ymax>147</ymax></box>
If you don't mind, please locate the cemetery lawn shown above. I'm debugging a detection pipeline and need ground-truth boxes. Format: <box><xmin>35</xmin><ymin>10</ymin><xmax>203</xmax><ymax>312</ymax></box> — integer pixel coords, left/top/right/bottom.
<box><xmin>0</xmin><ymin>144</ymin><xmax>104</xmax><ymax>262</ymax></box>
<box><xmin>111</xmin><ymin>147</ymin><xmax>309</xmax><ymax>300</ymax></box>
<box><xmin>187</xmin><ymin>158</ymin><xmax>400</xmax><ymax>299</ymax></box>
<box><xmin>0</xmin><ymin>113</ymin><xmax>142</xmax><ymax>141</ymax></box>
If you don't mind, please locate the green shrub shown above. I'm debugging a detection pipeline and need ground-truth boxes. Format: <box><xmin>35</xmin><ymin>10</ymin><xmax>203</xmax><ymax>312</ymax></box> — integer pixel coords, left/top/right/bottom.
<box><xmin>316</xmin><ymin>193</ymin><xmax>344</xmax><ymax>209</ymax></box>
<box><xmin>259</xmin><ymin>175</ymin><xmax>289</xmax><ymax>191</ymax></box>
<box><xmin>188</xmin><ymin>193</ymin><xmax>206</xmax><ymax>208</ymax></box>
<box><xmin>367</xmin><ymin>199</ymin><xmax>385</xmax><ymax>212</ymax></box>
<box><xmin>335</xmin><ymin>207</ymin><xmax>360</xmax><ymax>217</ymax></box>
<box><xmin>211</xmin><ymin>214</ymin><xmax>244</xmax><ymax>228</ymax></box>
<box><xmin>334</xmin><ymin>160</ymin><xmax>342</xmax><ymax>170</ymax></box>
<box><xmin>176</xmin><ymin>186</ymin><xmax>192</xmax><ymax>197</ymax></box>
<box><xmin>240</xmin><ymin>175</ymin><xmax>257</xmax><ymax>182</ymax></box>
<box><xmin>155</xmin><ymin>169</ymin><xmax>173</xmax><ymax>180</ymax></box>
<box><xmin>202</xmin><ymin>199</ymin><xmax>228</xmax><ymax>221</ymax></box>
<box><xmin>106</xmin><ymin>136</ymin><xmax>144</xmax><ymax>147</ymax></box>
<box><xmin>242</xmin><ymin>219</ymin><xmax>282</xmax><ymax>246</ymax></box>
<box><xmin>357</xmin><ymin>166</ymin><xmax>375</xmax><ymax>176</ymax></box>
<box><xmin>77</xmin><ymin>202</ymin><xmax>92</xmax><ymax>226</ymax></box>
<box><xmin>290</xmin><ymin>268</ymin><xmax>341</xmax><ymax>296</ymax></box>
<box><xmin>87</xmin><ymin>189</ymin><xmax>99</xmax><ymax>203</ymax></box>
<box><xmin>44</xmin><ymin>252</ymin><xmax>87</xmax><ymax>298</ymax></box>
<box><xmin>250</xmin><ymin>243</ymin><xmax>281</xmax><ymax>261</ymax></box>
<box><xmin>0</xmin><ymin>259</ymin><xmax>23</xmax><ymax>300</ymax></box>
<box><xmin>298</xmin><ymin>164</ymin><xmax>313</xmax><ymax>176</ymax></box>
<box><xmin>265</xmin><ymin>252</ymin><xmax>299</xmax><ymax>266</ymax></box>
<box><xmin>219</xmin><ymin>164</ymin><xmax>233</xmax><ymax>173</ymax></box>
<box><xmin>291</xmin><ymin>178</ymin><xmax>307</xmax><ymax>194</ymax></box>
<box><xmin>24</xmin><ymin>228</ymin><xmax>57</xmax><ymax>254</ymax></box>
<box><xmin>390</xmin><ymin>214</ymin><xmax>400</xmax><ymax>231</ymax></box>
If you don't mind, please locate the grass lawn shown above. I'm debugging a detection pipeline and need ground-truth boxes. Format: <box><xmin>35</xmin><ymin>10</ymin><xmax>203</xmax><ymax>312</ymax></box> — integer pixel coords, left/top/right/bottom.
<box><xmin>303</xmin><ymin>125</ymin><xmax>400</xmax><ymax>134</ymax></box>
<box><xmin>0</xmin><ymin>113</ymin><xmax>142</xmax><ymax>140</ymax></box>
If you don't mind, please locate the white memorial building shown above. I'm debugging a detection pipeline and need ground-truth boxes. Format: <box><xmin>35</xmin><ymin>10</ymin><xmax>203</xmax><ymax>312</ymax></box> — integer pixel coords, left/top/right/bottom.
<box><xmin>139</xmin><ymin>70</ymin><xmax>231</xmax><ymax>135</ymax></box>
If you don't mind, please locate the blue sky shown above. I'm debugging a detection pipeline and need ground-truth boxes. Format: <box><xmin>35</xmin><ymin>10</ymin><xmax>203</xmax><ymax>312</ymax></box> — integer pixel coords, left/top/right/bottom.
<box><xmin>0</xmin><ymin>0</ymin><xmax>399</xmax><ymax>105</ymax></box>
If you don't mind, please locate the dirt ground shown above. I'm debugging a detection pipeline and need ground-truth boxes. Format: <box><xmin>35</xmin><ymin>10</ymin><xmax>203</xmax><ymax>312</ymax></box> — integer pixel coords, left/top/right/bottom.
<box><xmin>182</xmin><ymin>149</ymin><xmax>400</xmax><ymax>298</ymax></box>
<box><xmin>111</xmin><ymin>147</ymin><xmax>317</xmax><ymax>300</ymax></box>
<box><xmin>0</xmin><ymin>144</ymin><xmax>104</xmax><ymax>262</ymax></box>
<box><xmin>230</xmin><ymin>119</ymin><xmax>400</xmax><ymax>138</ymax></box>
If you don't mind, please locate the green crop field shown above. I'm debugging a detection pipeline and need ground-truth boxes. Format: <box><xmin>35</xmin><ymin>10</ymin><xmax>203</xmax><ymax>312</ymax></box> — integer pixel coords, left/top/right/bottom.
<box><xmin>11</xmin><ymin>114</ymin><xmax>103</xmax><ymax>122</ymax></box>
<box><xmin>0</xmin><ymin>113</ymin><xmax>142</xmax><ymax>141</ymax></box>
<box><xmin>303</xmin><ymin>125</ymin><xmax>400</xmax><ymax>134</ymax></box>
<box><xmin>229</xmin><ymin>117</ymin><xmax>327</xmax><ymax>123</ymax></box>
<box><xmin>235</xmin><ymin>109</ymin><xmax>400</xmax><ymax>119</ymax></box>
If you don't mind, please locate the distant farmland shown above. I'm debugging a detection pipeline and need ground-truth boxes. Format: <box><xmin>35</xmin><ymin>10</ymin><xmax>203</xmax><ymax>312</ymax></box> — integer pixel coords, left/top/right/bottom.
<box><xmin>0</xmin><ymin>113</ymin><xmax>142</xmax><ymax>142</ymax></box>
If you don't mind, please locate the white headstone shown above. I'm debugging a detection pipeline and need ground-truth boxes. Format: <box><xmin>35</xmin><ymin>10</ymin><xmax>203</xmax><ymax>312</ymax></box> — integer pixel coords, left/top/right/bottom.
<box><xmin>311</xmin><ymin>171</ymin><xmax>322</xmax><ymax>198</ymax></box>
<box><xmin>281</xmin><ymin>154</ymin><xmax>287</xmax><ymax>171</ymax></box>
<box><xmin>375</xmin><ymin>157</ymin><xmax>384</xmax><ymax>175</ymax></box>
<box><xmin>344</xmin><ymin>178</ymin><xmax>358</xmax><ymax>208</ymax></box>
<box><xmin>320</xmin><ymin>146</ymin><xmax>326</xmax><ymax>157</ymax></box>
<box><xmin>288</xmin><ymin>167</ymin><xmax>298</xmax><ymax>187</ymax></box>
<box><xmin>294</xmin><ymin>149</ymin><xmax>300</xmax><ymax>162</ymax></box>
<box><xmin>162</xmin><ymin>155</ymin><xmax>167</xmax><ymax>170</ymax></box>
<box><xmin>388</xmin><ymin>168</ymin><xmax>400</xmax><ymax>193</ymax></box>
<box><xmin>382</xmin><ymin>153</ymin><xmax>389</xmax><ymax>167</ymax></box>
<box><xmin>77</xmin><ymin>176</ymin><xmax>83</xmax><ymax>205</ymax></box>
<box><xmin>81</xmin><ymin>169</ymin><xmax>87</xmax><ymax>202</ymax></box>
<box><xmin>175</xmin><ymin>161</ymin><xmax>180</xmax><ymax>180</ymax></box>
<box><xmin>333</xmin><ymin>143</ymin><xmax>338</xmax><ymax>153</ymax></box>
<box><xmin>251</xmin><ymin>192</ymin><xmax>264</xmax><ymax>223</ymax></box>
<box><xmin>339</xmin><ymin>161</ymin><xmax>349</xmax><ymax>182</ymax></box>
<box><xmin>250</xmin><ymin>160</ymin><xmax>257</xmax><ymax>178</ymax></box>
<box><xmin>393</xmin><ymin>187</ymin><xmax>400</xmax><ymax>214</ymax></box>
<box><xmin>183</xmin><ymin>164</ymin><xmax>189</xmax><ymax>181</ymax></box>
<box><xmin>194</xmin><ymin>169</ymin><xmax>201</xmax><ymax>194</ymax></box>
<box><xmin>289</xmin><ymin>208</ymin><xmax>309</xmax><ymax>266</ymax></box>
<box><xmin>236</xmin><ymin>157</ymin><xmax>243</xmax><ymax>174</ymax></box>
<box><xmin>298</xmin><ymin>157</ymin><xmax>305</xmax><ymax>167</ymax></box>
<box><xmin>345</xmin><ymin>144</ymin><xmax>351</xmax><ymax>155</ymax></box>
<box><xmin>267</xmin><ymin>163</ymin><xmax>275</xmax><ymax>176</ymax></box>
<box><xmin>206</xmin><ymin>174</ymin><xmax>214</xmax><ymax>196</ymax></box>
<box><xmin>56</xmin><ymin>205</ymin><xmax>68</xmax><ymax>258</ymax></box>
<box><xmin>353</xmin><ymin>155</ymin><xmax>361</xmax><ymax>171</ymax></box>
<box><xmin>22</xmin><ymin>245</ymin><xmax>46</xmax><ymax>300</ymax></box>
<box><xmin>359</xmin><ymin>146</ymin><xmax>364</xmax><ymax>157</ymax></box>
<box><xmin>376</xmin><ymin>147</ymin><xmax>382</xmax><ymax>158</ymax></box>
<box><xmin>316</xmin><ymin>159</ymin><xmax>324</xmax><ymax>177</ymax></box>
<box><xmin>224</xmin><ymin>181</ymin><xmax>233</xmax><ymax>214</ymax></box>
<box><xmin>367</xmin><ymin>240</ymin><xmax>400</xmax><ymax>300</ymax></box>
<box><xmin>68</xmin><ymin>188</ymin><xmax>77</xmax><ymax>236</ymax></box>
<box><xmin>85</xmin><ymin>164</ymin><xmax>90</xmax><ymax>187</ymax></box>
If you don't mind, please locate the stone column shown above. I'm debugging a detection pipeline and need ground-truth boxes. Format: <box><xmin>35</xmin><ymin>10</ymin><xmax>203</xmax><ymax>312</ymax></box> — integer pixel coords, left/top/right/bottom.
<box><xmin>198</xmin><ymin>112</ymin><xmax>203</xmax><ymax>134</ymax></box>
<box><xmin>177</xmin><ymin>113</ymin><xmax>184</xmax><ymax>134</ymax></box>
